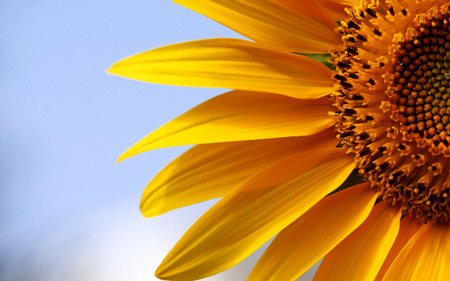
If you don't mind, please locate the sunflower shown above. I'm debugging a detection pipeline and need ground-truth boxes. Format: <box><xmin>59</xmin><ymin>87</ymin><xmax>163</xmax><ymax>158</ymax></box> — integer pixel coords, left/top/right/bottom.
<box><xmin>108</xmin><ymin>0</ymin><xmax>450</xmax><ymax>280</ymax></box>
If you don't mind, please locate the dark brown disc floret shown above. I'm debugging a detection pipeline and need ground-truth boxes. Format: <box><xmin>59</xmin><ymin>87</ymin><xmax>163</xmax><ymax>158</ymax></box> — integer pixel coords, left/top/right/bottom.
<box><xmin>332</xmin><ymin>1</ymin><xmax>450</xmax><ymax>223</ymax></box>
<box><xmin>390</xmin><ymin>13</ymin><xmax>450</xmax><ymax>150</ymax></box>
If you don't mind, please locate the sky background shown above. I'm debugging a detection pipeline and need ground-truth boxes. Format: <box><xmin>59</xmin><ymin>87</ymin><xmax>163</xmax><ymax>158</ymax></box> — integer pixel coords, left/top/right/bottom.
<box><xmin>1</xmin><ymin>1</ymin><xmax>318</xmax><ymax>280</ymax></box>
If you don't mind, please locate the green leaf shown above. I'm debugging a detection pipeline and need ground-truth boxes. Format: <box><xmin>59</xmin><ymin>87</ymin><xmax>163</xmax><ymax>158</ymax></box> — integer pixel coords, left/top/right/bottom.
<box><xmin>294</xmin><ymin>53</ymin><xmax>334</xmax><ymax>70</ymax></box>
<box><xmin>327</xmin><ymin>169</ymin><xmax>365</xmax><ymax>196</ymax></box>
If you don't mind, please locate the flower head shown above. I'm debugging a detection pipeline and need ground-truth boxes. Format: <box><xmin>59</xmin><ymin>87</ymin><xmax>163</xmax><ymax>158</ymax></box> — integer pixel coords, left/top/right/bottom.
<box><xmin>108</xmin><ymin>0</ymin><xmax>450</xmax><ymax>280</ymax></box>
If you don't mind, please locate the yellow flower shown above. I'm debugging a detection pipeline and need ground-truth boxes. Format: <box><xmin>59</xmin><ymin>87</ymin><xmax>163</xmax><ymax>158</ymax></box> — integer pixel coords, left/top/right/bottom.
<box><xmin>108</xmin><ymin>0</ymin><xmax>450</xmax><ymax>280</ymax></box>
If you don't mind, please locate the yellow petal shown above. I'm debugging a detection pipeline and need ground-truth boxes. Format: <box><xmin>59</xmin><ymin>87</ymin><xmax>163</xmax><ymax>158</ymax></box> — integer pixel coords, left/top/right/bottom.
<box><xmin>313</xmin><ymin>203</ymin><xmax>401</xmax><ymax>281</ymax></box>
<box><xmin>155</xmin><ymin>148</ymin><xmax>354</xmax><ymax>280</ymax></box>
<box><xmin>119</xmin><ymin>91</ymin><xmax>334</xmax><ymax>160</ymax></box>
<box><xmin>248</xmin><ymin>183</ymin><xmax>378</xmax><ymax>281</ymax></box>
<box><xmin>171</xmin><ymin>0</ymin><xmax>341</xmax><ymax>53</ymax></box>
<box><xmin>108</xmin><ymin>38</ymin><xmax>334</xmax><ymax>98</ymax></box>
<box><xmin>375</xmin><ymin>216</ymin><xmax>423</xmax><ymax>281</ymax></box>
<box><xmin>337</xmin><ymin>0</ymin><xmax>359</xmax><ymax>5</ymax></box>
<box><xmin>275</xmin><ymin>0</ymin><xmax>349</xmax><ymax>29</ymax></box>
<box><xmin>383</xmin><ymin>222</ymin><xmax>450</xmax><ymax>281</ymax></box>
<box><xmin>141</xmin><ymin>128</ymin><xmax>337</xmax><ymax>217</ymax></box>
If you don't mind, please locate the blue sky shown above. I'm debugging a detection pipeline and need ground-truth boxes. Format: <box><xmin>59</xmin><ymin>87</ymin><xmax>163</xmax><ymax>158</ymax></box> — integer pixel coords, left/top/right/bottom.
<box><xmin>1</xmin><ymin>1</ymin><xmax>318</xmax><ymax>280</ymax></box>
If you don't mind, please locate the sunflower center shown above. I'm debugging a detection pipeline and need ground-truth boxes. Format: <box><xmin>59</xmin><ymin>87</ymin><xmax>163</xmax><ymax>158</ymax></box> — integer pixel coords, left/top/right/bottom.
<box><xmin>332</xmin><ymin>1</ymin><xmax>450</xmax><ymax>223</ymax></box>
<box><xmin>391</xmin><ymin>15</ymin><xmax>450</xmax><ymax>149</ymax></box>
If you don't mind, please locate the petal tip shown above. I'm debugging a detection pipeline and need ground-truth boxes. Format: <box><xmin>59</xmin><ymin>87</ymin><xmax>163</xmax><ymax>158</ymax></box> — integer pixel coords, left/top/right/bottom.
<box><xmin>154</xmin><ymin>265</ymin><xmax>172</xmax><ymax>280</ymax></box>
<box><xmin>106</xmin><ymin>66</ymin><xmax>122</xmax><ymax>77</ymax></box>
<box><xmin>139</xmin><ymin>202</ymin><xmax>159</xmax><ymax>218</ymax></box>
<box><xmin>117</xmin><ymin>149</ymin><xmax>133</xmax><ymax>163</ymax></box>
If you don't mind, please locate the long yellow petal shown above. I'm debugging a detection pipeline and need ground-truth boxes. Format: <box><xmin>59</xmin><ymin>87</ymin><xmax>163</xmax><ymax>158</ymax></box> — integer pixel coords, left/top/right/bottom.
<box><xmin>155</xmin><ymin>148</ymin><xmax>354</xmax><ymax>280</ymax></box>
<box><xmin>119</xmin><ymin>91</ymin><xmax>334</xmax><ymax>160</ymax></box>
<box><xmin>248</xmin><ymin>183</ymin><xmax>378</xmax><ymax>281</ymax></box>
<box><xmin>383</xmin><ymin>222</ymin><xmax>450</xmax><ymax>281</ymax></box>
<box><xmin>275</xmin><ymin>0</ymin><xmax>349</xmax><ymax>29</ymax></box>
<box><xmin>313</xmin><ymin>203</ymin><xmax>401</xmax><ymax>281</ymax></box>
<box><xmin>171</xmin><ymin>0</ymin><xmax>341</xmax><ymax>53</ymax></box>
<box><xmin>108</xmin><ymin>38</ymin><xmax>333</xmax><ymax>98</ymax></box>
<box><xmin>337</xmin><ymin>0</ymin><xmax>360</xmax><ymax>5</ymax></box>
<box><xmin>375</xmin><ymin>216</ymin><xmax>423</xmax><ymax>281</ymax></box>
<box><xmin>141</xmin><ymin>128</ymin><xmax>337</xmax><ymax>217</ymax></box>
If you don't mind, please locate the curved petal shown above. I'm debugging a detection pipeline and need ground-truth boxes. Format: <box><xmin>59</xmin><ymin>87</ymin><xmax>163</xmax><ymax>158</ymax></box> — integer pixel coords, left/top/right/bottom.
<box><xmin>119</xmin><ymin>91</ymin><xmax>334</xmax><ymax>160</ymax></box>
<box><xmin>313</xmin><ymin>203</ymin><xmax>401</xmax><ymax>281</ymax></box>
<box><xmin>375</xmin><ymin>216</ymin><xmax>423</xmax><ymax>281</ymax></box>
<box><xmin>171</xmin><ymin>0</ymin><xmax>341</xmax><ymax>53</ymax></box>
<box><xmin>383</xmin><ymin>222</ymin><xmax>450</xmax><ymax>281</ymax></box>
<box><xmin>141</xmin><ymin>128</ymin><xmax>337</xmax><ymax>217</ymax></box>
<box><xmin>337</xmin><ymin>0</ymin><xmax>359</xmax><ymax>5</ymax></box>
<box><xmin>155</xmin><ymin>147</ymin><xmax>354</xmax><ymax>280</ymax></box>
<box><xmin>248</xmin><ymin>183</ymin><xmax>378</xmax><ymax>281</ymax></box>
<box><xmin>108</xmin><ymin>38</ymin><xmax>334</xmax><ymax>98</ymax></box>
<box><xmin>275</xmin><ymin>0</ymin><xmax>350</xmax><ymax>28</ymax></box>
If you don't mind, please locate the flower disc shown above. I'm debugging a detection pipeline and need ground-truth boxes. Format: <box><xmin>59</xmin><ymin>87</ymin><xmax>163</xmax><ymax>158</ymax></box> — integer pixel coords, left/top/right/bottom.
<box><xmin>334</xmin><ymin>0</ymin><xmax>450</xmax><ymax>223</ymax></box>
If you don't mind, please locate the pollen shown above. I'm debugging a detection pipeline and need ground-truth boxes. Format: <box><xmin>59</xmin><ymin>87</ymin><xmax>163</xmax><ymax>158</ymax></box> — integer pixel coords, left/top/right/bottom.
<box><xmin>332</xmin><ymin>0</ymin><xmax>450</xmax><ymax>223</ymax></box>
